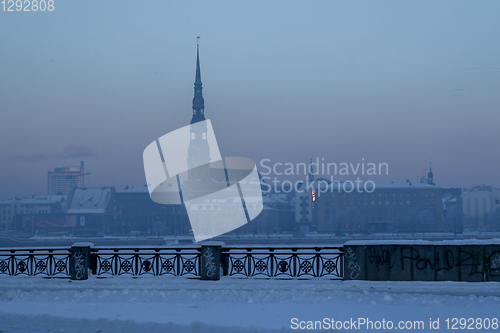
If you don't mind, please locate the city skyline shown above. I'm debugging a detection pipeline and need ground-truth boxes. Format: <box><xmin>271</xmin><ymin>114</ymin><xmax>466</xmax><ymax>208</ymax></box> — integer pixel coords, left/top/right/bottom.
<box><xmin>1</xmin><ymin>1</ymin><xmax>500</xmax><ymax>199</ymax></box>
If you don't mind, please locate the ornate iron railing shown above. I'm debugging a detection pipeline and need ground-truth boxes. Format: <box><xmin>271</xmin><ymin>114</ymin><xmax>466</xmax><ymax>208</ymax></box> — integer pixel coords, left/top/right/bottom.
<box><xmin>0</xmin><ymin>248</ymin><xmax>71</xmax><ymax>277</ymax></box>
<box><xmin>0</xmin><ymin>246</ymin><xmax>344</xmax><ymax>279</ymax></box>
<box><xmin>90</xmin><ymin>247</ymin><xmax>201</xmax><ymax>277</ymax></box>
<box><xmin>222</xmin><ymin>246</ymin><xmax>343</xmax><ymax>279</ymax></box>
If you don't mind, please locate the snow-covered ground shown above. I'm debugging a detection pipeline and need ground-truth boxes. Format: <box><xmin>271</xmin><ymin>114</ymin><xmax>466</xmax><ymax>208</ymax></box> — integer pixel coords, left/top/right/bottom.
<box><xmin>1</xmin><ymin>275</ymin><xmax>499</xmax><ymax>332</ymax></box>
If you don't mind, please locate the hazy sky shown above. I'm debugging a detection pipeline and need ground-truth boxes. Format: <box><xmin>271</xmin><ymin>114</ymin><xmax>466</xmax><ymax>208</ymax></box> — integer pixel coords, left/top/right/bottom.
<box><xmin>1</xmin><ymin>1</ymin><xmax>499</xmax><ymax>199</ymax></box>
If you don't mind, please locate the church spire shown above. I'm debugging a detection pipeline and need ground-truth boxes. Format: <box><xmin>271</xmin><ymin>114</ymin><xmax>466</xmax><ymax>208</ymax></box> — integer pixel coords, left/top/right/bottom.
<box><xmin>427</xmin><ymin>163</ymin><xmax>434</xmax><ymax>185</ymax></box>
<box><xmin>195</xmin><ymin>43</ymin><xmax>202</xmax><ymax>87</ymax></box>
<box><xmin>191</xmin><ymin>39</ymin><xmax>205</xmax><ymax>124</ymax></box>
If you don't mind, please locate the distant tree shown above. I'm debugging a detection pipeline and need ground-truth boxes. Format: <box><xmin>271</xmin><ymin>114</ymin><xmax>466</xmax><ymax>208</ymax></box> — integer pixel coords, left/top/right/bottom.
<box><xmin>329</xmin><ymin>207</ymin><xmax>364</xmax><ymax>234</ymax></box>
<box><xmin>443</xmin><ymin>206</ymin><xmax>464</xmax><ymax>234</ymax></box>
<box><xmin>463</xmin><ymin>214</ymin><xmax>480</xmax><ymax>232</ymax></box>
<box><xmin>416</xmin><ymin>209</ymin><xmax>435</xmax><ymax>232</ymax></box>
<box><xmin>343</xmin><ymin>207</ymin><xmax>364</xmax><ymax>232</ymax></box>
<box><xmin>329</xmin><ymin>211</ymin><xmax>343</xmax><ymax>233</ymax></box>
<box><xmin>488</xmin><ymin>208</ymin><xmax>500</xmax><ymax>231</ymax></box>
<box><xmin>394</xmin><ymin>212</ymin><xmax>407</xmax><ymax>233</ymax></box>
<box><xmin>405</xmin><ymin>209</ymin><xmax>418</xmax><ymax>234</ymax></box>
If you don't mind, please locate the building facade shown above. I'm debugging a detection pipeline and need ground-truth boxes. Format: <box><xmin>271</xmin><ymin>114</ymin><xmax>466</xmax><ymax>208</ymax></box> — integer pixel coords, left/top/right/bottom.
<box><xmin>113</xmin><ymin>186</ymin><xmax>190</xmax><ymax>235</ymax></box>
<box><xmin>0</xmin><ymin>195</ymin><xmax>67</xmax><ymax>231</ymax></box>
<box><xmin>297</xmin><ymin>180</ymin><xmax>443</xmax><ymax>233</ymax></box>
<box><xmin>462</xmin><ymin>186</ymin><xmax>500</xmax><ymax>231</ymax></box>
<box><xmin>47</xmin><ymin>161</ymin><xmax>86</xmax><ymax>195</ymax></box>
<box><xmin>65</xmin><ymin>187</ymin><xmax>115</xmax><ymax>236</ymax></box>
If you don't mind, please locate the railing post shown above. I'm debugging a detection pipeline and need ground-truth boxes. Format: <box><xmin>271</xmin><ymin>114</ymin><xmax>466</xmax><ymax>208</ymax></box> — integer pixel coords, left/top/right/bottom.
<box><xmin>29</xmin><ymin>251</ymin><xmax>34</xmax><ymax>276</ymax></box>
<box><xmin>269</xmin><ymin>249</ymin><xmax>275</xmax><ymax>277</ymax></box>
<box><xmin>90</xmin><ymin>250</ymin><xmax>97</xmax><ymax>275</ymax></box>
<box><xmin>134</xmin><ymin>249</ymin><xmax>139</xmax><ymax>276</ymax></box>
<box><xmin>114</xmin><ymin>249</ymin><xmax>119</xmax><ymax>275</ymax></box>
<box><xmin>155</xmin><ymin>249</ymin><xmax>160</xmax><ymax>276</ymax></box>
<box><xmin>340</xmin><ymin>248</ymin><xmax>344</xmax><ymax>279</ymax></box>
<box><xmin>48</xmin><ymin>250</ymin><xmax>54</xmax><ymax>277</ymax></box>
<box><xmin>70</xmin><ymin>242</ymin><xmax>93</xmax><ymax>280</ymax></box>
<box><xmin>221</xmin><ymin>247</ymin><xmax>229</xmax><ymax>276</ymax></box>
<box><xmin>315</xmin><ymin>248</ymin><xmax>320</xmax><ymax>277</ymax></box>
<box><xmin>292</xmin><ymin>248</ymin><xmax>297</xmax><ymax>277</ymax></box>
<box><xmin>247</xmin><ymin>248</ymin><xmax>252</xmax><ymax>277</ymax></box>
<box><xmin>176</xmin><ymin>249</ymin><xmax>181</xmax><ymax>276</ymax></box>
<box><xmin>200</xmin><ymin>242</ymin><xmax>224</xmax><ymax>280</ymax></box>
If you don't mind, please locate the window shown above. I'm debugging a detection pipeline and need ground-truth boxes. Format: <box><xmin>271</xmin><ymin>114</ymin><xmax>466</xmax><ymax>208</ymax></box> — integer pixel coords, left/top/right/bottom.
<box><xmin>407</xmin><ymin>200</ymin><xmax>410</xmax><ymax>205</ymax></box>
<box><xmin>191</xmin><ymin>133</ymin><xmax>195</xmax><ymax>139</ymax></box>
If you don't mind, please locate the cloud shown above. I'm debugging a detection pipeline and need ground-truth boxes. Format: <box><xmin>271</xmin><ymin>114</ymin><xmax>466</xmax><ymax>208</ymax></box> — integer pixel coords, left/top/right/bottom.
<box><xmin>9</xmin><ymin>146</ymin><xmax>98</xmax><ymax>162</ymax></box>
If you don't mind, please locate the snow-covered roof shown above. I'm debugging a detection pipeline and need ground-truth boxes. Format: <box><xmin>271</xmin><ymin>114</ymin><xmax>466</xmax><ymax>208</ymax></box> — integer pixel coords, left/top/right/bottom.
<box><xmin>270</xmin><ymin>194</ymin><xmax>289</xmax><ymax>204</ymax></box>
<box><xmin>0</xmin><ymin>195</ymin><xmax>67</xmax><ymax>205</ymax></box>
<box><xmin>303</xmin><ymin>181</ymin><xmax>441</xmax><ymax>192</ymax></box>
<box><xmin>116</xmin><ymin>186</ymin><xmax>150</xmax><ymax>194</ymax></box>
<box><xmin>346</xmin><ymin>239</ymin><xmax>500</xmax><ymax>245</ymax></box>
<box><xmin>66</xmin><ymin>187</ymin><xmax>114</xmax><ymax>214</ymax></box>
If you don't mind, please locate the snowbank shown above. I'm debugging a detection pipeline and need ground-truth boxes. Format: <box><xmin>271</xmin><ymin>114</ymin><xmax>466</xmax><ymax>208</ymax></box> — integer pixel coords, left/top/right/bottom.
<box><xmin>0</xmin><ymin>275</ymin><xmax>499</xmax><ymax>332</ymax></box>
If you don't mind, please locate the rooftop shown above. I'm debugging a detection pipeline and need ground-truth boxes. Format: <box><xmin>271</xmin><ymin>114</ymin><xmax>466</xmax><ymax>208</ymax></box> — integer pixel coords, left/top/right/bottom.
<box><xmin>66</xmin><ymin>187</ymin><xmax>114</xmax><ymax>214</ymax></box>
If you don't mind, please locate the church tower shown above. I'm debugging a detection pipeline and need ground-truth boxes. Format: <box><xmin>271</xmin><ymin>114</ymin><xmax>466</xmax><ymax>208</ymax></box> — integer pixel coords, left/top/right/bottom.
<box><xmin>191</xmin><ymin>43</ymin><xmax>205</xmax><ymax>125</ymax></box>
<box><xmin>187</xmin><ymin>43</ymin><xmax>210</xmax><ymax>179</ymax></box>
<box><xmin>427</xmin><ymin>163</ymin><xmax>434</xmax><ymax>185</ymax></box>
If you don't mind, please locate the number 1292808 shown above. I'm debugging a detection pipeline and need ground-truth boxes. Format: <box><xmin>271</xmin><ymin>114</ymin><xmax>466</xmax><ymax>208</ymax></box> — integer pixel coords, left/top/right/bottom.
<box><xmin>2</xmin><ymin>0</ymin><xmax>54</xmax><ymax>11</ymax></box>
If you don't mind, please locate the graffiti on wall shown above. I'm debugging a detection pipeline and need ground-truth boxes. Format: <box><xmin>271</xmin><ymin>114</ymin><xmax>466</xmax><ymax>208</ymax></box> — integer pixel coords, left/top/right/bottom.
<box><xmin>347</xmin><ymin>245</ymin><xmax>500</xmax><ymax>281</ymax></box>
<box><xmin>345</xmin><ymin>247</ymin><xmax>361</xmax><ymax>279</ymax></box>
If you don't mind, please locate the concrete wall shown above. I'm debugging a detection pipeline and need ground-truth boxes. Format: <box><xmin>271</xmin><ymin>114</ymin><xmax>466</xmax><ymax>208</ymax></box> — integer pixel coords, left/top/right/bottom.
<box><xmin>344</xmin><ymin>241</ymin><xmax>500</xmax><ymax>282</ymax></box>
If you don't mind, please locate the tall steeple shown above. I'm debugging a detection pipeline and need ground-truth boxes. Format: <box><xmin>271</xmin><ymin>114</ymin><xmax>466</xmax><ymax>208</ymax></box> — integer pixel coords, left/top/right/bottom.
<box><xmin>187</xmin><ymin>40</ymin><xmax>210</xmax><ymax>180</ymax></box>
<box><xmin>191</xmin><ymin>42</ymin><xmax>205</xmax><ymax>124</ymax></box>
<box><xmin>427</xmin><ymin>163</ymin><xmax>434</xmax><ymax>185</ymax></box>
